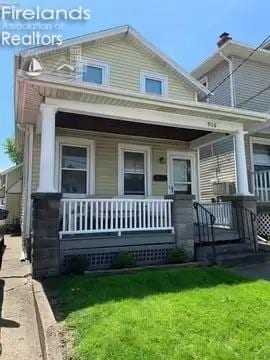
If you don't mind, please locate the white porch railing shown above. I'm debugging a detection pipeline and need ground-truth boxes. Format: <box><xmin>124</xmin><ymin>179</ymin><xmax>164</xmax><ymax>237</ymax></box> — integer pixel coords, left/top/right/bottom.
<box><xmin>60</xmin><ymin>198</ymin><xmax>174</xmax><ymax>238</ymax></box>
<box><xmin>253</xmin><ymin>170</ymin><xmax>270</xmax><ymax>202</ymax></box>
<box><xmin>199</xmin><ymin>202</ymin><xmax>233</xmax><ymax>229</ymax></box>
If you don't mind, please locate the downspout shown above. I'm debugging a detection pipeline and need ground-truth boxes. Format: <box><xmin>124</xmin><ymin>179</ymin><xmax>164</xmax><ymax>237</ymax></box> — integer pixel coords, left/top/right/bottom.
<box><xmin>25</xmin><ymin>124</ymin><xmax>33</xmax><ymax>240</ymax></box>
<box><xmin>219</xmin><ymin>52</ymin><xmax>235</xmax><ymax>108</ymax></box>
<box><xmin>220</xmin><ymin>51</ymin><xmax>238</xmax><ymax>193</ymax></box>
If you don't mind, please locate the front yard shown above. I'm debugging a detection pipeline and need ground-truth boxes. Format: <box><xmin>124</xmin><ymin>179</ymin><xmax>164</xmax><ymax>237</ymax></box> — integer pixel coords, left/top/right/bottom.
<box><xmin>45</xmin><ymin>267</ymin><xmax>270</xmax><ymax>360</ymax></box>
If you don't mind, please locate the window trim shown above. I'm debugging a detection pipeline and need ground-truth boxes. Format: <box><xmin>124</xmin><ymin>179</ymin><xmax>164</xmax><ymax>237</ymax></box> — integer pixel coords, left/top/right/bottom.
<box><xmin>140</xmin><ymin>71</ymin><xmax>168</xmax><ymax>97</ymax></box>
<box><xmin>55</xmin><ymin>136</ymin><xmax>95</xmax><ymax>198</ymax></box>
<box><xmin>118</xmin><ymin>143</ymin><xmax>152</xmax><ymax>197</ymax></box>
<box><xmin>76</xmin><ymin>57</ymin><xmax>110</xmax><ymax>86</ymax></box>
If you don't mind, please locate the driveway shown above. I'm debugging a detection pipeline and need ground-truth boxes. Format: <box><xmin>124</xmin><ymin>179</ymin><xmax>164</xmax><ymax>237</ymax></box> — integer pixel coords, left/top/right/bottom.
<box><xmin>0</xmin><ymin>236</ymin><xmax>42</xmax><ymax>359</ymax></box>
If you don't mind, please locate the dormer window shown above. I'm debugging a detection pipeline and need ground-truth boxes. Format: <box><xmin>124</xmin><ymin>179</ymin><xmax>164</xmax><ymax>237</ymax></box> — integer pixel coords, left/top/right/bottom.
<box><xmin>78</xmin><ymin>58</ymin><xmax>109</xmax><ymax>86</ymax></box>
<box><xmin>140</xmin><ymin>71</ymin><xmax>168</xmax><ymax>97</ymax></box>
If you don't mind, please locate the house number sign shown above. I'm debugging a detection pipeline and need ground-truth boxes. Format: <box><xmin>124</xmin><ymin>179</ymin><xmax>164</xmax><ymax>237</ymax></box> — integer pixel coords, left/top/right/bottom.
<box><xmin>207</xmin><ymin>121</ymin><xmax>217</xmax><ymax>128</ymax></box>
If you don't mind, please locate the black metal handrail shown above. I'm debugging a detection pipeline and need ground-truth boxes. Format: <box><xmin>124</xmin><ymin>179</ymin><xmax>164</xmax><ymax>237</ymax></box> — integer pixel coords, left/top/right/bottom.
<box><xmin>193</xmin><ymin>202</ymin><xmax>216</xmax><ymax>261</ymax></box>
<box><xmin>233</xmin><ymin>203</ymin><xmax>257</xmax><ymax>252</ymax></box>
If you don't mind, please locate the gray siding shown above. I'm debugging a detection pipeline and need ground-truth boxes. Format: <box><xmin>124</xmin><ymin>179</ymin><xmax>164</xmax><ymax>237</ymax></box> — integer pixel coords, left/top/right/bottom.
<box><xmin>232</xmin><ymin>56</ymin><xmax>270</xmax><ymax>112</ymax></box>
<box><xmin>204</xmin><ymin>61</ymin><xmax>232</xmax><ymax>107</ymax></box>
<box><xmin>199</xmin><ymin>137</ymin><xmax>236</xmax><ymax>201</ymax></box>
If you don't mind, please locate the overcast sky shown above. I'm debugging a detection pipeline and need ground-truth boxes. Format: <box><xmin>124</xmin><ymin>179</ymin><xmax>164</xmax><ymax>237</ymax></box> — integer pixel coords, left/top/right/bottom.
<box><xmin>1</xmin><ymin>0</ymin><xmax>269</xmax><ymax>170</ymax></box>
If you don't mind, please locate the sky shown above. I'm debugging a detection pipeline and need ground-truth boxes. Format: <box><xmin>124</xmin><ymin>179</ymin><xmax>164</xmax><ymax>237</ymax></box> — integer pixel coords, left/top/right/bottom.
<box><xmin>0</xmin><ymin>0</ymin><xmax>270</xmax><ymax>171</ymax></box>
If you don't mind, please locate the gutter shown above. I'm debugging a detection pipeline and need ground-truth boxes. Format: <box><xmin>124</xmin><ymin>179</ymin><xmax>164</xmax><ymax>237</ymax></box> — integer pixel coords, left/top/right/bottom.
<box><xmin>246</xmin><ymin>118</ymin><xmax>270</xmax><ymax>134</ymax></box>
<box><xmin>219</xmin><ymin>51</ymin><xmax>235</xmax><ymax>108</ymax></box>
<box><xmin>19</xmin><ymin>75</ymin><xmax>270</xmax><ymax>123</ymax></box>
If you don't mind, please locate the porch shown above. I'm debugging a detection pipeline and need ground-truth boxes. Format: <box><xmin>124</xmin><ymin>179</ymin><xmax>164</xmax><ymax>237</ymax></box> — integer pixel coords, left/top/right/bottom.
<box><xmin>253</xmin><ymin>169</ymin><xmax>270</xmax><ymax>202</ymax></box>
<box><xmin>29</xmin><ymin>93</ymin><xmax>266</xmax><ymax>276</ymax></box>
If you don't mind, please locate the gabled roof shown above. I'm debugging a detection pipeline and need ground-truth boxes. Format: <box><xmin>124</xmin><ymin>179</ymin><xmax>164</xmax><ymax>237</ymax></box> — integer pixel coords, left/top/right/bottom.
<box><xmin>192</xmin><ymin>40</ymin><xmax>270</xmax><ymax>80</ymax></box>
<box><xmin>0</xmin><ymin>164</ymin><xmax>22</xmax><ymax>176</ymax></box>
<box><xmin>18</xmin><ymin>25</ymin><xmax>209</xmax><ymax>97</ymax></box>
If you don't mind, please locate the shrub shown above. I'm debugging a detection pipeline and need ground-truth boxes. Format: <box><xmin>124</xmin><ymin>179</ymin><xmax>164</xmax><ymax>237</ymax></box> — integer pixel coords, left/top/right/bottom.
<box><xmin>0</xmin><ymin>222</ymin><xmax>21</xmax><ymax>236</ymax></box>
<box><xmin>167</xmin><ymin>248</ymin><xmax>188</xmax><ymax>264</ymax></box>
<box><xmin>67</xmin><ymin>255</ymin><xmax>88</xmax><ymax>274</ymax></box>
<box><xmin>113</xmin><ymin>251</ymin><xmax>136</xmax><ymax>269</ymax></box>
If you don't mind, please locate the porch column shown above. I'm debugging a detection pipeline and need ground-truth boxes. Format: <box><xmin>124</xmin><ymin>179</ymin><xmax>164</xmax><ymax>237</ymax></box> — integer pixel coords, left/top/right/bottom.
<box><xmin>165</xmin><ymin>194</ymin><xmax>195</xmax><ymax>258</ymax></box>
<box><xmin>37</xmin><ymin>104</ymin><xmax>58</xmax><ymax>193</ymax></box>
<box><xmin>234</xmin><ymin>130</ymin><xmax>250</xmax><ymax>196</ymax></box>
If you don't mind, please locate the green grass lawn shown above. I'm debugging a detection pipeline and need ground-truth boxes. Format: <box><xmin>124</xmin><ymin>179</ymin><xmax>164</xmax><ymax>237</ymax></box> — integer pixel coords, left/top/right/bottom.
<box><xmin>45</xmin><ymin>267</ymin><xmax>270</xmax><ymax>360</ymax></box>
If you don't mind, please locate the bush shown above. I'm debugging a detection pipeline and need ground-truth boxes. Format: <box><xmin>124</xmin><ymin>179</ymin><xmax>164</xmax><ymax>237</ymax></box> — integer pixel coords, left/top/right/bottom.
<box><xmin>67</xmin><ymin>255</ymin><xmax>88</xmax><ymax>274</ymax></box>
<box><xmin>167</xmin><ymin>248</ymin><xmax>188</xmax><ymax>264</ymax></box>
<box><xmin>0</xmin><ymin>223</ymin><xmax>21</xmax><ymax>236</ymax></box>
<box><xmin>113</xmin><ymin>251</ymin><xmax>136</xmax><ymax>269</ymax></box>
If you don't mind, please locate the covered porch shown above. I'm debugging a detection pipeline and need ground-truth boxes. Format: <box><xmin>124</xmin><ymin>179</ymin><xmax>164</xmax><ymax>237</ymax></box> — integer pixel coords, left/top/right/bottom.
<box><xmin>21</xmin><ymin>80</ymin><xmax>268</xmax><ymax>275</ymax></box>
<box><xmin>37</xmin><ymin>97</ymin><xmax>255</xmax><ymax>238</ymax></box>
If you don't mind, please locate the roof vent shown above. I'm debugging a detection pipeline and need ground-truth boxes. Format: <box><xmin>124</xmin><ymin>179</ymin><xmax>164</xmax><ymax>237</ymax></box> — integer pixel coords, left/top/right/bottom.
<box><xmin>217</xmin><ymin>32</ymin><xmax>232</xmax><ymax>48</ymax></box>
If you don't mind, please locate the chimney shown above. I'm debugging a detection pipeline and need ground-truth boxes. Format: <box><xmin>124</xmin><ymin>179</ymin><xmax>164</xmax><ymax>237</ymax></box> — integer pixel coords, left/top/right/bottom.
<box><xmin>217</xmin><ymin>32</ymin><xmax>232</xmax><ymax>48</ymax></box>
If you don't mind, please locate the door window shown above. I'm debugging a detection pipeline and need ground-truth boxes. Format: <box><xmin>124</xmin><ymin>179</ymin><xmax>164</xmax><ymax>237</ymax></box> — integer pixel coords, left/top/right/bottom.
<box><xmin>172</xmin><ymin>158</ymin><xmax>192</xmax><ymax>194</ymax></box>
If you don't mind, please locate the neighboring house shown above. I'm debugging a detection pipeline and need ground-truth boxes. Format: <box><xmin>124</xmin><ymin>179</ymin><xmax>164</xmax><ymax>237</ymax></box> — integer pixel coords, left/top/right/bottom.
<box><xmin>0</xmin><ymin>164</ymin><xmax>22</xmax><ymax>226</ymax></box>
<box><xmin>15</xmin><ymin>26</ymin><xmax>269</xmax><ymax>276</ymax></box>
<box><xmin>192</xmin><ymin>32</ymin><xmax>270</xmax><ymax>239</ymax></box>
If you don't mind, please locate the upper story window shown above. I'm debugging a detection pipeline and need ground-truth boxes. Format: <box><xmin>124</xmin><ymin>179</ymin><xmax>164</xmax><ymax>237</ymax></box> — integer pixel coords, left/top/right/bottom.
<box><xmin>140</xmin><ymin>71</ymin><xmax>168</xmax><ymax>97</ymax></box>
<box><xmin>78</xmin><ymin>58</ymin><xmax>109</xmax><ymax>86</ymax></box>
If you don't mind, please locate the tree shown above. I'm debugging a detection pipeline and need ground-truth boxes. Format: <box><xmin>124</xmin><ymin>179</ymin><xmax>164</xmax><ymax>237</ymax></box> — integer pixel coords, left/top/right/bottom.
<box><xmin>3</xmin><ymin>137</ymin><xmax>23</xmax><ymax>165</ymax></box>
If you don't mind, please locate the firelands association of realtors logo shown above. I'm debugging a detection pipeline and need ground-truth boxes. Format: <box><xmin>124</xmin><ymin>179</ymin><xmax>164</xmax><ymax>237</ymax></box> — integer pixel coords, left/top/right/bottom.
<box><xmin>0</xmin><ymin>3</ymin><xmax>91</xmax><ymax>46</ymax></box>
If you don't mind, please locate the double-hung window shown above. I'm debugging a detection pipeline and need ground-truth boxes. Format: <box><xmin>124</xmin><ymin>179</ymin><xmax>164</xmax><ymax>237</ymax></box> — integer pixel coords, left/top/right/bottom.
<box><xmin>56</xmin><ymin>137</ymin><xmax>95</xmax><ymax>196</ymax></box>
<box><xmin>118</xmin><ymin>144</ymin><xmax>151</xmax><ymax>196</ymax></box>
<box><xmin>140</xmin><ymin>71</ymin><xmax>168</xmax><ymax>97</ymax></box>
<box><xmin>77</xmin><ymin>58</ymin><xmax>109</xmax><ymax>86</ymax></box>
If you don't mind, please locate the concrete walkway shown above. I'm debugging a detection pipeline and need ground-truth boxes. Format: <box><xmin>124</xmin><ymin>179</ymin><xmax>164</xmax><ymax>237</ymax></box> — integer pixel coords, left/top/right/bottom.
<box><xmin>0</xmin><ymin>236</ymin><xmax>42</xmax><ymax>359</ymax></box>
<box><xmin>231</xmin><ymin>261</ymin><xmax>270</xmax><ymax>281</ymax></box>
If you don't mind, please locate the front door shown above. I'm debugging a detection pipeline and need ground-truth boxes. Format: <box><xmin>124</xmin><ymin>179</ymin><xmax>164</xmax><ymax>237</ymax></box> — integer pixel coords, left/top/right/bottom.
<box><xmin>168</xmin><ymin>152</ymin><xmax>197</xmax><ymax>197</ymax></box>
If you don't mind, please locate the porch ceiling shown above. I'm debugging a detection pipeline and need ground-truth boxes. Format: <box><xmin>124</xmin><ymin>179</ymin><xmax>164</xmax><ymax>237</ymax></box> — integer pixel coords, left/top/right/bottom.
<box><xmin>56</xmin><ymin>112</ymin><xmax>210</xmax><ymax>141</ymax></box>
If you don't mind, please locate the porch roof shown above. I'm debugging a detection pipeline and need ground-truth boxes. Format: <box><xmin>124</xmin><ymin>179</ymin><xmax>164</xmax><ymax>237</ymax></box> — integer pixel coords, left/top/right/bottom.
<box><xmin>55</xmin><ymin>112</ymin><xmax>210</xmax><ymax>142</ymax></box>
<box><xmin>16</xmin><ymin>75</ymin><xmax>270</xmax><ymax>146</ymax></box>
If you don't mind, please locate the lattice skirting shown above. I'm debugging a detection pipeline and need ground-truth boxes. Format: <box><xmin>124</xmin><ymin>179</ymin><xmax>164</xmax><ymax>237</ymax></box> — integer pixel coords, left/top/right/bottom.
<box><xmin>258</xmin><ymin>213</ymin><xmax>270</xmax><ymax>239</ymax></box>
<box><xmin>61</xmin><ymin>245</ymin><xmax>175</xmax><ymax>271</ymax></box>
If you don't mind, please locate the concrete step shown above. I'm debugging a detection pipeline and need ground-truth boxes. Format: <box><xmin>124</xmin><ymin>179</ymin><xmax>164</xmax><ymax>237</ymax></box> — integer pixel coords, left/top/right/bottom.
<box><xmin>215</xmin><ymin>242</ymin><xmax>255</xmax><ymax>255</ymax></box>
<box><xmin>195</xmin><ymin>241</ymin><xmax>256</xmax><ymax>263</ymax></box>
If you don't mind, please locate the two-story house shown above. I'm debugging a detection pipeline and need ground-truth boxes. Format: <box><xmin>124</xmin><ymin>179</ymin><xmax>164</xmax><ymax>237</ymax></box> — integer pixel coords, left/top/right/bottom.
<box><xmin>15</xmin><ymin>26</ymin><xmax>269</xmax><ymax>276</ymax></box>
<box><xmin>192</xmin><ymin>33</ymin><xmax>270</xmax><ymax>240</ymax></box>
